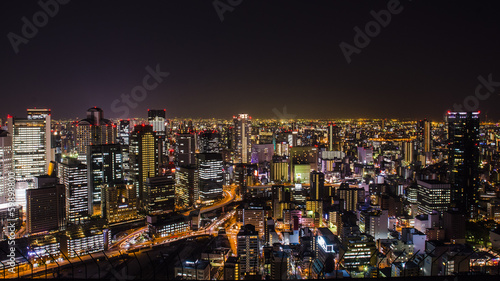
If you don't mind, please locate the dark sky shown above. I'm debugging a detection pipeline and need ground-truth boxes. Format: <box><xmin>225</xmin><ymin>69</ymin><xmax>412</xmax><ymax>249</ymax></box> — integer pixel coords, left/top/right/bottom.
<box><xmin>1</xmin><ymin>0</ymin><xmax>500</xmax><ymax>121</ymax></box>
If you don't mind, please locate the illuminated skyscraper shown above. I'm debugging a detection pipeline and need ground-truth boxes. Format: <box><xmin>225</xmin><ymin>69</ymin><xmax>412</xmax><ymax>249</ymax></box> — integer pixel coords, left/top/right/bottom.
<box><xmin>7</xmin><ymin>109</ymin><xmax>52</xmax><ymax>183</ymax></box>
<box><xmin>197</xmin><ymin>153</ymin><xmax>224</xmax><ymax>205</ymax></box>
<box><xmin>446</xmin><ymin>111</ymin><xmax>480</xmax><ymax>219</ymax></box>
<box><xmin>233</xmin><ymin>114</ymin><xmax>252</xmax><ymax>163</ymax></box>
<box><xmin>101</xmin><ymin>182</ymin><xmax>138</xmax><ymax>224</ymax></box>
<box><xmin>418</xmin><ymin>119</ymin><xmax>432</xmax><ymax>153</ymax></box>
<box><xmin>147</xmin><ymin>109</ymin><xmax>166</xmax><ymax>136</ymax></box>
<box><xmin>75</xmin><ymin>107</ymin><xmax>116</xmax><ymax>164</ymax></box>
<box><xmin>0</xmin><ymin>130</ymin><xmax>13</xmax><ymax>203</ymax></box>
<box><xmin>87</xmin><ymin>144</ymin><xmax>123</xmax><ymax>211</ymax></box>
<box><xmin>310</xmin><ymin>171</ymin><xmax>325</xmax><ymax>201</ymax></box>
<box><xmin>58</xmin><ymin>158</ymin><xmax>89</xmax><ymax>224</ymax></box>
<box><xmin>130</xmin><ymin>125</ymin><xmax>159</xmax><ymax>207</ymax></box>
<box><xmin>145</xmin><ymin>175</ymin><xmax>175</xmax><ymax>214</ymax></box>
<box><xmin>237</xmin><ymin>224</ymin><xmax>259</xmax><ymax>275</ymax></box>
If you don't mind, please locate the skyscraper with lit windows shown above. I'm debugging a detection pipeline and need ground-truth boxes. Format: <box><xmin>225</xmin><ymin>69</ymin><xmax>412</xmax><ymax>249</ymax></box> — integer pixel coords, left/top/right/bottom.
<box><xmin>0</xmin><ymin>130</ymin><xmax>12</xmax><ymax>204</ymax></box>
<box><xmin>446</xmin><ymin>111</ymin><xmax>480</xmax><ymax>219</ymax></box>
<box><xmin>130</xmin><ymin>125</ymin><xmax>159</xmax><ymax>208</ymax></box>
<box><xmin>233</xmin><ymin>114</ymin><xmax>252</xmax><ymax>163</ymax></box>
<box><xmin>7</xmin><ymin>109</ymin><xmax>52</xmax><ymax>183</ymax></box>
<box><xmin>58</xmin><ymin>158</ymin><xmax>89</xmax><ymax>224</ymax></box>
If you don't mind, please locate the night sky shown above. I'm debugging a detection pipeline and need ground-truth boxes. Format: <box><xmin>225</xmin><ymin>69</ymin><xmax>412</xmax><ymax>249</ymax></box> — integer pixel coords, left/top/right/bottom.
<box><xmin>2</xmin><ymin>0</ymin><xmax>500</xmax><ymax>121</ymax></box>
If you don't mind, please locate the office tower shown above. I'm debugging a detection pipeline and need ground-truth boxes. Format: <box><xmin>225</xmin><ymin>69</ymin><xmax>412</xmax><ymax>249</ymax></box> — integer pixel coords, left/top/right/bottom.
<box><xmin>0</xmin><ymin>130</ymin><xmax>12</xmax><ymax>204</ymax></box>
<box><xmin>233</xmin><ymin>114</ymin><xmax>252</xmax><ymax>163</ymax></box>
<box><xmin>416</xmin><ymin>180</ymin><xmax>451</xmax><ymax>215</ymax></box>
<box><xmin>145</xmin><ymin>175</ymin><xmax>175</xmax><ymax>214</ymax></box>
<box><xmin>359</xmin><ymin>210</ymin><xmax>389</xmax><ymax>240</ymax></box>
<box><xmin>402</xmin><ymin>141</ymin><xmax>414</xmax><ymax>166</ymax></box>
<box><xmin>418</xmin><ymin>119</ymin><xmax>432</xmax><ymax>153</ymax></box>
<box><xmin>75</xmin><ymin>107</ymin><xmax>116</xmax><ymax>164</ymax></box>
<box><xmin>197</xmin><ymin>153</ymin><xmax>224</xmax><ymax>205</ymax></box>
<box><xmin>101</xmin><ymin>182</ymin><xmax>138</xmax><ymax>224</ymax></box>
<box><xmin>337</xmin><ymin>186</ymin><xmax>364</xmax><ymax>212</ymax></box>
<box><xmin>357</xmin><ymin>147</ymin><xmax>373</xmax><ymax>164</ymax></box>
<box><xmin>243</xmin><ymin>205</ymin><xmax>265</xmax><ymax>238</ymax></box>
<box><xmin>342</xmin><ymin>234</ymin><xmax>377</xmax><ymax>270</ymax></box>
<box><xmin>199</xmin><ymin>130</ymin><xmax>221</xmax><ymax>153</ymax></box>
<box><xmin>310</xmin><ymin>171</ymin><xmax>325</xmax><ymax>201</ymax></box>
<box><xmin>118</xmin><ymin>119</ymin><xmax>132</xmax><ymax>146</ymax></box>
<box><xmin>176</xmin><ymin>132</ymin><xmax>196</xmax><ymax>167</ymax></box>
<box><xmin>58</xmin><ymin>158</ymin><xmax>89</xmax><ymax>224</ymax></box>
<box><xmin>237</xmin><ymin>224</ymin><xmax>259</xmax><ymax>275</ymax></box>
<box><xmin>446</xmin><ymin>111</ymin><xmax>480</xmax><ymax>219</ymax></box>
<box><xmin>130</xmin><ymin>125</ymin><xmax>159</xmax><ymax>207</ymax></box>
<box><xmin>147</xmin><ymin>109</ymin><xmax>166</xmax><ymax>136</ymax></box>
<box><xmin>176</xmin><ymin>165</ymin><xmax>198</xmax><ymax>208</ymax></box>
<box><xmin>270</xmin><ymin>155</ymin><xmax>289</xmax><ymax>182</ymax></box>
<box><xmin>87</xmin><ymin>144</ymin><xmax>123</xmax><ymax>211</ymax></box>
<box><xmin>327</xmin><ymin>122</ymin><xmax>341</xmax><ymax>151</ymax></box>
<box><xmin>26</xmin><ymin>178</ymin><xmax>65</xmax><ymax>234</ymax></box>
<box><xmin>7</xmin><ymin>109</ymin><xmax>52</xmax><ymax>182</ymax></box>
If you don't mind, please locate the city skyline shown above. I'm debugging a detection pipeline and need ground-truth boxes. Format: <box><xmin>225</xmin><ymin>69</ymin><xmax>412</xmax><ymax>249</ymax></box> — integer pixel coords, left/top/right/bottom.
<box><xmin>2</xmin><ymin>1</ymin><xmax>500</xmax><ymax>120</ymax></box>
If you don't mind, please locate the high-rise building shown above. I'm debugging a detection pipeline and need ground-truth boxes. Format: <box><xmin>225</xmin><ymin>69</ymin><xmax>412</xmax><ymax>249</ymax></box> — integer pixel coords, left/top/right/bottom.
<box><xmin>145</xmin><ymin>175</ymin><xmax>175</xmax><ymax>214</ymax></box>
<box><xmin>310</xmin><ymin>171</ymin><xmax>325</xmax><ymax>201</ymax></box>
<box><xmin>197</xmin><ymin>153</ymin><xmax>224</xmax><ymax>205</ymax></box>
<box><xmin>416</xmin><ymin>180</ymin><xmax>451</xmax><ymax>215</ymax></box>
<box><xmin>176</xmin><ymin>132</ymin><xmax>196</xmax><ymax>167</ymax></box>
<box><xmin>446</xmin><ymin>111</ymin><xmax>480</xmax><ymax>219</ymax></box>
<box><xmin>270</xmin><ymin>155</ymin><xmax>289</xmax><ymax>182</ymax></box>
<box><xmin>337</xmin><ymin>186</ymin><xmax>364</xmax><ymax>212</ymax></box>
<box><xmin>327</xmin><ymin>122</ymin><xmax>341</xmax><ymax>151</ymax></box>
<box><xmin>199</xmin><ymin>130</ymin><xmax>221</xmax><ymax>153</ymax></box>
<box><xmin>7</xmin><ymin>109</ymin><xmax>52</xmax><ymax>183</ymax></box>
<box><xmin>58</xmin><ymin>158</ymin><xmax>89</xmax><ymax>224</ymax></box>
<box><xmin>147</xmin><ymin>109</ymin><xmax>166</xmax><ymax>136</ymax></box>
<box><xmin>176</xmin><ymin>165</ymin><xmax>198</xmax><ymax>207</ymax></box>
<box><xmin>118</xmin><ymin>119</ymin><xmax>132</xmax><ymax>146</ymax></box>
<box><xmin>75</xmin><ymin>107</ymin><xmax>116</xmax><ymax>164</ymax></box>
<box><xmin>101</xmin><ymin>182</ymin><xmax>138</xmax><ymax>224</ymax></box>
<box><xmin>130</xmin><ymin>125</ymin><xmax>159</xmax><ymax>207</ymax></box>
<box><xmin>26</xmin><ymin>177</ymin><xmax>65</xmax><ymax>235</ymax></box>
<box><xmin>418</xmin><ymin>119</ymin><xmax>432</xmax><ymax>153</ymax></box>
<box><xmin>402</xmin><ymin>141</ymin><xmax>414</xmax><ymax>166</ymax></box>
<box><xmin>0</xmin><ymin>130</ymin><xmax>13</xmax><ymax>204</ymax></box>
<box><xmin>237</xmin><ymin>224</ymin><xmax>259</xmax><ymax>275</ymax></box>
<box><xmin>87</xmin><ymin>144</ymin><xmax>123</xmax><ymax>211</ymax></box>
<box><xmin>233</xmin><ymin>114</ymin><xmax>252</xmax><ymax>163</ymax></box>
<box><xmin>243</xmin><ymin>205</ymin><xmax>265</xmax><ymax>238</ymax></box>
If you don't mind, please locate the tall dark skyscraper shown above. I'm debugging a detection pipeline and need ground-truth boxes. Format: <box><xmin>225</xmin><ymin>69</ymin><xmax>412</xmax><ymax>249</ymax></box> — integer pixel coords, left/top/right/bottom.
<box><xmin>446</xmin><ymin>111</ymin><xmax>480</xmax><ymax>219</ymax></box>
<box><xmin>199</xmin><ymin>130</ymin><xmax>221</xmax><ymax>153</ymax></box>
<box><xmin>310</xmin><ymin>171</ymin><xmax>325</xmax><ymax>201</ymax></box>
<box><xmin>176</xmin><ymin>132</ymin><xmax>196</xmax><ymax>167</ymax></box>
<box><xmin>87</xmin><ymin>144</ymin><xmax>123</xmax><ymax>213</ymax></box>
<box><xmin>417</xmin><ymin>119</ymin><xmax>432</xmax><ymax>153</ymax></box>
